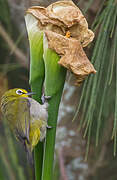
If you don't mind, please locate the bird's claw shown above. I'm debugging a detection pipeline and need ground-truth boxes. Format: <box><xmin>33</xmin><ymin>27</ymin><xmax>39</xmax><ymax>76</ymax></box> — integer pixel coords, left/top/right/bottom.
<box><xmin>41</xmin><ymin>94</ymin><xmax>51</xmax><ymax>104</ymax></box>
<box><xmin>46</xmin><ymin>125</ymin><xmax>52</xmax><ymax>129</ymax></box>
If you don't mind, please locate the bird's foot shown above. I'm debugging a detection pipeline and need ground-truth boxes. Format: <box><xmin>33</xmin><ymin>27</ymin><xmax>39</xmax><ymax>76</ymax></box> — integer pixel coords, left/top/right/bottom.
<box><xmin>41</xmin><ymin>94</ymin><xmax>51</xmax><ymax>104</ymax></box>
<box><xmin>46</xmin><ymin>125</ymin><xmax>52</xmax><ymax>129</ymax></box>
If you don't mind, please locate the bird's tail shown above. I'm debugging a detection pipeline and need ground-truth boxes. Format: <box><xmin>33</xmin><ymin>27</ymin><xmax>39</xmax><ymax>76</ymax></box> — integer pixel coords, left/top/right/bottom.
<box><xmin>24</xmin><ymin>141</ymin><xmax>34</xmax><ymax>166</ymax></box>
<box><xmin>27</xmin><ymin>148</ymin><xmax>33</xmax><ymax>166</ymax></box>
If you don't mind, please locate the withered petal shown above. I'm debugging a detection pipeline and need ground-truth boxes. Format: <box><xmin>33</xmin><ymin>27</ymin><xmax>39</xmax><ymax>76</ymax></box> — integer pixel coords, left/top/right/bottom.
<box><xmin>26</xmin><ymin>1</ymin><xmax>94</xmax><ymax>46</ymax></box>
<box><xmin>44</xmin><ymin>30</ymin><xmax>96</xmax><ymax>85</ymax></box>
<box><xmin>46</xmin><ymin>0</ymin><xmax>94</xmax><ymax>46</ymax></box>
<box><xmin>25</xmin><ymin>1</ymin><xmax>96</xmax><ymax>85</ymax></box>
<box><xmin>47</xmin><ymin>0</ymin><xmax>86</xmax><ymax>27</ymax></box>
<box><xmin>26</xmin><ymin>6</ymin><xmax>65</xmax><ymax>34</ymax></box>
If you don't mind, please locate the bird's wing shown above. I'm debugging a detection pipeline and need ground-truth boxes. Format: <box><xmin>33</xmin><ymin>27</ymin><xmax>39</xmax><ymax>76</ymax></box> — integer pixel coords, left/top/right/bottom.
<box><xmin>14</xmin><ymin>97</ymin><xmax>31</xmax><ymax>146</ymax></box>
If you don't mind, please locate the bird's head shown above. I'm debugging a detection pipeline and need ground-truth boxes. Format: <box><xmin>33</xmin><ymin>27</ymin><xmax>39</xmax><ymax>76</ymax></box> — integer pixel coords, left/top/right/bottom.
<box><xmin>1</xmin><ymin>88</ymin><xmax>34</xmax><ymax>106</ymax></box>
<box><xmin>3</xmin><ymin>88</ymin><xmax>30</xmax><ymax>98</ymax></box>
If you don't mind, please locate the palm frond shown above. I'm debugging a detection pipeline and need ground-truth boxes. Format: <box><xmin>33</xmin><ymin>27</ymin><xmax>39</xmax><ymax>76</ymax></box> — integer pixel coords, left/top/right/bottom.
<box><xmin>73</xmin><ymin>0</ymin><xmax>117</xmax><ymax>158</ymax></box>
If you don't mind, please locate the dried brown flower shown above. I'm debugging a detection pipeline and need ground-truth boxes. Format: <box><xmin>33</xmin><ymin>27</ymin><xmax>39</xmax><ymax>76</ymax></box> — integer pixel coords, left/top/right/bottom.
<box><xmin>45</xmin><ymin>31</ymin><xmax>96</xmax><ymax>85</ymax></box>
<box><xmin>26</xmin><ymin>0</ymin><xmax>94</xmax><ymax>46</ymax></box>
<box><xmin>26</xmin><ymin>0</ymin><xmax>96</xmax><ymax>85</ymax></box>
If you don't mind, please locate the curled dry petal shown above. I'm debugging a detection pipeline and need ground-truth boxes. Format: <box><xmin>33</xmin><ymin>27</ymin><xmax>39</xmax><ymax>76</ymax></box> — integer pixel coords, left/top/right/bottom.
<box><xmin>47</xmin><ymin>1</ymin><xmax>94</xmax><ymax>47</ymax></box>
<box><xmin>26</xmin><ymin>6</ymin><xmax>65</xmax><ymax>35</ymax></box>
<box><xmin>47</xmin><ymin>1</ymin><xmax>85</xmax><ymax>27</ymax></box>
<box><xmin>26</xmin><ymin>0</ymin><xmax>96</xmax><ymax>85</ymax></box>
<box><xmin>44</xmin><ymin>31</ymin><xmax>96</xmax><ymax>85</ymax></box>
<box><xmin>26</xmin><ymin>0</ymin><xmax>94</xmax><ymax>47</ymax></box>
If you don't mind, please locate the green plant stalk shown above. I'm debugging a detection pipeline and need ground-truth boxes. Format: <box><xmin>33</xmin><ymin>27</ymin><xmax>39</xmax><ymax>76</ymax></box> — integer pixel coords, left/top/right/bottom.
<box><xmin>29</xmin><ymin>31</ymin><xmax>45</xmax><ymax>180</ymax></box>
<box><xmin>42</xmin><ymin>38</ymin><xmax>66</xmax><ymax>180</ymax></box>
<box><xmin>29</xmin><ymin>32</ymin><xmax>45</xmax><ymax>102</ymax></box>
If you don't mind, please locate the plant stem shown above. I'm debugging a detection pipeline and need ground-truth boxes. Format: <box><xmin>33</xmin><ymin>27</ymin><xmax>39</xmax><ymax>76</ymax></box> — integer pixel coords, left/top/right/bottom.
<box><xmin>42</xmin><ymin>92</ymin><xmax>64</xmax><ymax>180</ymax></box>
<box><xmin>34</xmin><ymin>142</ymin><xmax>43</xmax><ymax>180</ymax></box>
<box><xmin>42</xmin><ymin>39</ymin><xmax>66</xmax><ymax>180</ymax></box>
<box><xmin>29</xmin><ymin>32</ymin><xmax>45</xmax><ymax>180</ymax></box>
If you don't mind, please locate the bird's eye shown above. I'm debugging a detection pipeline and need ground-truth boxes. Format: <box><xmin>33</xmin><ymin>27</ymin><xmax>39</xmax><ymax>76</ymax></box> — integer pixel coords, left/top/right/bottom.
<box><xmin>16</xmin><ymin>89</ymin><xmax>24</xmax><ymax>95</ymax></box>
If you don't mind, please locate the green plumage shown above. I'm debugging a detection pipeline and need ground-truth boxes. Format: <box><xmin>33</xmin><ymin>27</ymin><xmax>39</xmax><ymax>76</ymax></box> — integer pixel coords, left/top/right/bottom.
<box><xmin>1</xmin><ymin>88</ymin><xmax>48</xmax><ymax>161</ymax></box>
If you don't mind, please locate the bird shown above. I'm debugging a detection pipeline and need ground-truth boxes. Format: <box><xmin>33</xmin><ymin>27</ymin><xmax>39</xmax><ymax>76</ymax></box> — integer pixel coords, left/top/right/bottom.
<box><xmin>1</xmin><ymin>88</ymin><xmax>48</xmax><ymax>162</ymax></box>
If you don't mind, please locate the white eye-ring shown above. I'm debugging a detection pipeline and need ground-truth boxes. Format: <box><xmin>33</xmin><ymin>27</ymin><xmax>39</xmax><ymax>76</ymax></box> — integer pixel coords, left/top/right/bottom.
<box><xmin>16</xmin><ymin>89</ymin><xmax>24</xmax><ymax>95</ymax></box>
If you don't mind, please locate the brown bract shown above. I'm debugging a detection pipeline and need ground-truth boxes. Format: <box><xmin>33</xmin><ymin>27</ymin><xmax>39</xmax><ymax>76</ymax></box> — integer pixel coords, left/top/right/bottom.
<box><xmin>45</xmin><ymin>31</ymin><xmax>96</xmax><ymax>85</ymax></box>
<box><xmin>26</xmin><ymin>0</ymin><xmax>94</xmax><ymax>47</ymax></box>
<box><xmin>47</xmin><ymin>0</ymin><xmax>94</xmax><ymax>47</ymax></box>
<box><xmin>26</xmin><ymin>0</ymin><xmax>96</xmax><ymax>85</ymax></box>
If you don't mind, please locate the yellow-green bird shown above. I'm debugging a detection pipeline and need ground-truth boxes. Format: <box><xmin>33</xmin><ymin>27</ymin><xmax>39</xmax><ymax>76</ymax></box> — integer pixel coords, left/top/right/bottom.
<box><xmin>1</xmin><ymin>88</ymin><xmax>48</xmax><ymax>161</ymax></box>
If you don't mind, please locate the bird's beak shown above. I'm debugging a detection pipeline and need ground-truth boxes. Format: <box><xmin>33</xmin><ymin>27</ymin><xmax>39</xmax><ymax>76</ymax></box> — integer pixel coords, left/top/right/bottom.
<box><xmin>26</xmin><ymin>92</ymin><xmax>36</xmax><ymax>96</ymax></box>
